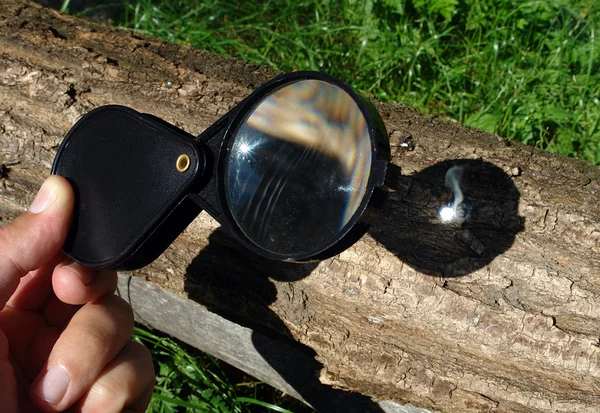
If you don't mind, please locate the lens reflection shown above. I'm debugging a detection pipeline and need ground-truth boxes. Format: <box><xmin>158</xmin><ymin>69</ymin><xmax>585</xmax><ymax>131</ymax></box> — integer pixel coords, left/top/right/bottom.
<box><xmin>226</xmin><ymin>79</ymin><xmax>372</xmax><ymax>256</ymax></box>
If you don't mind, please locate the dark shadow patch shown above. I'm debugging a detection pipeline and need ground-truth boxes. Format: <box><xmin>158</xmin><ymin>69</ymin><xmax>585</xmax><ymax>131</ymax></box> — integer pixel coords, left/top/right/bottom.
<box><xmin>106</xmin><ymin>57</ymin><xmax>119</xmax><ymax>66</ymax></box>
<box><xmin>0</xmin><ymin>164</ymin><xmax>11</xmax><ymax>179</ymax></box>
<box><xmin>184</xmin><ymin>228</ymin><xmax>385</xmax><ymax>412</ymax></box>
<box><xmin>48</xmin><ymin>26</ymin><xmax>67</xmax><ymax>40</ymax></box>
<box><xmin>369</xmin><ymin>159</ymin><xmax>524</xmax><ymax>276</ymax></box>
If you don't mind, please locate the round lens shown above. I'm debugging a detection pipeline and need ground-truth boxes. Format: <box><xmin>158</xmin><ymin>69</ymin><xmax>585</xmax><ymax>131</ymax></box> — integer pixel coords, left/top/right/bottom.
<box><xmin>225</xmin><ymin>79</ymin><xmax>372</xmax><ymax>257</ymax></box>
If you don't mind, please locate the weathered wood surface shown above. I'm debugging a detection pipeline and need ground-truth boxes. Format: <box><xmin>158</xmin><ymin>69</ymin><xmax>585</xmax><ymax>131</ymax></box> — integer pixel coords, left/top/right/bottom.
<box><xmin>117</xmin><ymin>273</ymin><xmax>430</xmax><ymax>413</ymax></box>
<box><xmin>2</xmin><ymin>1</ymin><xmax>600</xmax><ymax>412</ymax></box>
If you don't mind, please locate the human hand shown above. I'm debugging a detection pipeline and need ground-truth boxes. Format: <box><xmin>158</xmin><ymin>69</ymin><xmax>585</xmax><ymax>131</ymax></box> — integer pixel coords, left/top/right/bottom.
<box><xmin>0</xmin><ymin>176</ymin><xmax>155</xmax><ymax>412</ymax></box>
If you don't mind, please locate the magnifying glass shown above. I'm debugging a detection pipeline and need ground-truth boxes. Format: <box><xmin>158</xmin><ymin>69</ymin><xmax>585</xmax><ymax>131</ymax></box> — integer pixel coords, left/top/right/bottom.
<box><xmin>51</xmin><ymin>71</ymin><xmax>391</xmax><ymax>270</ymax></box>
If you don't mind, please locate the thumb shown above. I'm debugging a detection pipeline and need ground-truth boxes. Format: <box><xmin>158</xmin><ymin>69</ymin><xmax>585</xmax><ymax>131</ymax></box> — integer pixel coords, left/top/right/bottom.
<box><xmin>0</xmin><ymin>175</ymin><xmax>74</xmax><ymax>309</ymax></box>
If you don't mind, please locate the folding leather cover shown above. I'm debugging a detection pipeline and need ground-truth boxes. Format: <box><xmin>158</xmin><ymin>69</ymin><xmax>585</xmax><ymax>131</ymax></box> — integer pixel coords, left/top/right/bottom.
<box><xmin>52</xmin><ymin>105</ymin><xmax>203</xmax><ymax>270</ymax></box>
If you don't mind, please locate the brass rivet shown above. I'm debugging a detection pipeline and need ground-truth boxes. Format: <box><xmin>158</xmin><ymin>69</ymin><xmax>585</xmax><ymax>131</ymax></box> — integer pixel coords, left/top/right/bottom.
<box><xmin>176</xmin><ymin>154</ymin><xmax>190</xmax><ymax>172</ymax></box>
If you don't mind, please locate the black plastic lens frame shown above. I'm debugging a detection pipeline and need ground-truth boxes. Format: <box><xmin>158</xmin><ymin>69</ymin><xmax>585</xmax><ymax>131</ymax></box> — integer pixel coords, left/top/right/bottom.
<box><xmin>51</xmin><ymin>71</ymin><xmax>391</xmax><ymax>270</ymax></box>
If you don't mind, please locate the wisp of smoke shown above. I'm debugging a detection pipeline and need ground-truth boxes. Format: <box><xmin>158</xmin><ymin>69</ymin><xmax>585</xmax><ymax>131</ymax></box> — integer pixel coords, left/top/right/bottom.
<box><xmin>439</xmin><ymin>165</ymin><xmax>465</xmax><ymax>223</ymax></box>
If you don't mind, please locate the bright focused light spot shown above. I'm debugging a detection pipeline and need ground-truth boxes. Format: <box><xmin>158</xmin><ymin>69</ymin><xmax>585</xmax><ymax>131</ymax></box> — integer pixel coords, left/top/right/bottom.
<box><xmin>439</xmin><ymin>206</ymin><xmax>455</xmax><ymax>222</ymax></box>
<box><xmin>239</xmin><ymin>143</ymin><xmax>251</xmax><ymax>154</ymax></box>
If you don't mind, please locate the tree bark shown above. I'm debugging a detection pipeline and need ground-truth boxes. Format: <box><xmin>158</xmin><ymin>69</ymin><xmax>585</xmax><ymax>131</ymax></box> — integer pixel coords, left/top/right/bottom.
<box><xmin>2</xmin><ymin>2</ymin><xmax>600</xmax><ymax>412</ymax></box>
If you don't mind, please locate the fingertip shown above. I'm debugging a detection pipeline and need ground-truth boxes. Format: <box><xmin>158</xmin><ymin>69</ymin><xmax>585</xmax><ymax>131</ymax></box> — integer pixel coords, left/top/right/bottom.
<box><xmin>52</xmin><ymin>263</ymin><xmax>117</xmax><ymax>305</ymax></box>
<box><xmin>32</xmin><ymin>294</ymin><xmax>136</xmax><ymax>411</ymax></box>
<box><xmin>28</xmin><ymin>176</ymin><xmax>74</xmax><ymax>217</ymax></box>
<box><xmin>59</xmin><ymin>262</ymin><xmax>95</xmax><ymax>287</ymax></box>
<box><xmin>31</xmin><ymin>365</ymin><xmax>70</xmax><ymax>412</ymax></box>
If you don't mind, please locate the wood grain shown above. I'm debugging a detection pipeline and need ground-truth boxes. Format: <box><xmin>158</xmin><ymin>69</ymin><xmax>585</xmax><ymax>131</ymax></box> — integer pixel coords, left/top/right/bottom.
<box><xmin>2</xmin><ymin>2</ymin><xmax>600</xmax><ymax>412</ymax></box>
<box><xmin>117</xmin><ymin>273</ymin><xmax>431</xmax><ymax>413</ymax></box>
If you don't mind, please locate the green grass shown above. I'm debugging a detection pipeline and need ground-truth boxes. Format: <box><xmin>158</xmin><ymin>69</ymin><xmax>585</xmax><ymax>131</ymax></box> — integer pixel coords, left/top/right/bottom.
<box><xmin>70</xmin><ymin>1</ymin><xmax>599</xmax><ymax>411</ymax></box>
<box><xmin>101</xmin><ymin>0</ymin><xmax>600</xmax><ymax>163</ymax></box>
<box><xmin>132</xmin><ymin>326</ymin><xmax>310</xmax><ymax>413</ymax></box>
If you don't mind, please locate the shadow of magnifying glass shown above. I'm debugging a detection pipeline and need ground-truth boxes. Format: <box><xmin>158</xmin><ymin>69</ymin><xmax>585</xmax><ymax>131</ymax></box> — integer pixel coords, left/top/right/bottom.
<box><xmin>185</xmin><ymin>229</ymin><xmax>386</xmax><ymax>412</ymax></box>
<box><xmin>371</xmin><ymin>159</ymin><xmax>525</xmax><ymax>277</ymax></box>
<box><xmin>184</xmin><ymin>158</ymin><xmax>525</xmax><ymax>411</ymax></box>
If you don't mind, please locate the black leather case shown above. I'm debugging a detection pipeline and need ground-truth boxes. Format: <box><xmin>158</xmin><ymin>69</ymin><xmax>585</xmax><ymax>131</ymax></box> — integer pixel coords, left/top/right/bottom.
<box><xmin>52</xmin><ymin>105</ymin><xmax>204</xmax><ymax>270</ymax></box>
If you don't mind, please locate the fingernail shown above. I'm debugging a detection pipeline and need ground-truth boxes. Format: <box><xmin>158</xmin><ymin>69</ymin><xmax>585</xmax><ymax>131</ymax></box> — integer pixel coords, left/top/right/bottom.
<box><xmin>34</xmin><ymin>367</ymin><xmax>70</xmax><ymax>404</ymax></box>
<box><xmin>64</xmin><ymin>262</ymin><xmax>95</xmax><ymax>286</ymax></box>
<box><xmin>29</xmin><ymin>179</ymin><xmax>57</xmax><ymax>214</ymax></box>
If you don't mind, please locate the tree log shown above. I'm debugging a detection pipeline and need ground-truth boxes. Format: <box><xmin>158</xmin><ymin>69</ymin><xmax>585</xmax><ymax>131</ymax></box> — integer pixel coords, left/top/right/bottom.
<box><xmin>2</xmin><ymin>2</ymin><xmax>600</xmax><ymax>412</ymax></box>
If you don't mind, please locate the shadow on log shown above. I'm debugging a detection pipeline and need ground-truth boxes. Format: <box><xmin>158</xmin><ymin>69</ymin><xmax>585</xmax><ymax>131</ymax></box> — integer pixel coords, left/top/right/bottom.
<box><xmin>373</xmin><ymin>159</ymin><xmax>524</xmax><ymax>277</ymax></box>
<box><xmin>184</xmin><ymin>159</ymin><xmax>523</xmax><ymax>410</ymax></box>
<box><xmin>185</xmin><ymin>229</ymin><xmax>385</xmax><ymax>412</ymax></box>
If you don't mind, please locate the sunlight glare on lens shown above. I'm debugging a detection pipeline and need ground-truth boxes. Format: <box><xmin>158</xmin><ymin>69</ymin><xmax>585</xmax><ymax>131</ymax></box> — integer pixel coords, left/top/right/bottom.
<box><xmin>240</xmin><ymin>142</ymin><xmax>251</xmax><ymax>154</ymax></box>
<box><xmin>235</xmin><ymin>139</ymin><xmax>258</xmax><ymax>159</ymax></box>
